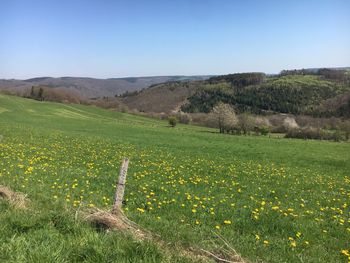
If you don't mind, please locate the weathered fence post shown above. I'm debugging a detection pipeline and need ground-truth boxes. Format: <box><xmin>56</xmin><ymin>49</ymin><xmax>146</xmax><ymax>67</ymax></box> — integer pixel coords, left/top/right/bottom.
<box><xmin>112</xmin><ymin>158</ymin><xmax>129</xmax><ymax>215</ymax></box>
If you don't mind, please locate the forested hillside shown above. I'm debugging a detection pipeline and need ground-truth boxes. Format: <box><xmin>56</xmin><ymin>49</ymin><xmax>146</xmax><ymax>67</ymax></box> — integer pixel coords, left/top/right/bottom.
<box><xmin>119</xmin><ymin>69</ymin><xmax>350</xmax><ymax>117</ymax></box>
<box><xmin>182</xmin><ymin>74</ymin><xmax>350</xmax><ymax>116</ymax></box>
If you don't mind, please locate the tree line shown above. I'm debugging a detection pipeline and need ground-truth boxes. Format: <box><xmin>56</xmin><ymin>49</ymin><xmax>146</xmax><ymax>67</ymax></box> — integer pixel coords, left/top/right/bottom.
<box><xmin>280</xmin><ymin>68</ymin><xmax>350</xmax><ymax>83</ymax></box>
<box><xmin>208</xmin><ymin>72</ymin><xmax>265</xmax><ymax>88</ymax></box>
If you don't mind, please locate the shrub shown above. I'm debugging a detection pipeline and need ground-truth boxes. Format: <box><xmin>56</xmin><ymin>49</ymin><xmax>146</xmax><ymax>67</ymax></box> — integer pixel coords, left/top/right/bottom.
<box><xmin>176</xmin><ymin>112</ymin><xmax>192</xmax><ymax>124</ymax></box>
<box><xmin>190</xmin><ymin>113</ymin><xmax>217</xmax><ymax>128</ymax></box>
<box><xmin>339</xmin><ymin>121</ymin><xmax>350</xmax><ymax>140</ymax></box>
<box><xmin>283</xmin><ymin>117</ymin><xmax>299</xmax><ymax>130</ymax></box>
<box><xmin>258</xmin><ymin>126</ymin><xmax>270</xmax><ymax>136</ymax></box>
<box><xmin>285</xmin><ymin>127</ymin><xmax>345</xmax><ymax>141</ymax></box>
<box><xmin>168</xmin><ymin>116</ymin><xmax>178</xmax><ymax>127</ymax></box>
<box><xmin>159</xmin><ymin>113</ymin><xmax>168</xmax><ymax>120</ymax></box>
<box><xmin>254</xmin><ymin>116</ymin><xmax>271</xmax><ymax>128</ymax></box>
<box><xmin>238</xmin><ymin>114</ymin><xmax>254</xmax><ymax>134</ymax></box>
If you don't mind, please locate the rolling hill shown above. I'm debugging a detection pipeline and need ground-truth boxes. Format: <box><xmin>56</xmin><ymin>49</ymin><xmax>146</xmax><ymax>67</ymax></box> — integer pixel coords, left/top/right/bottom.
<box><xmin>0</xmin><ymin>75</ymin><xmax>211</xmax><ymax>99</ymax></box>
<box><xmin>120</xmin><ymin>70</ymin><xmax>350</xmax><ymax>117</ymax></box>
<box><xmin>2</xmin><ymin>68</ymin><xmax>349</xmax><ymax>118</ymax></box>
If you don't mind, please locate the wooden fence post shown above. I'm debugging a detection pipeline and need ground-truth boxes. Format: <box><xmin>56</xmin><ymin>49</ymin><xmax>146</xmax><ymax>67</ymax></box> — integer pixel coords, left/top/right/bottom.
<box><xmin>112</xmin><ymin>158</ymin><xmax>129</xmax><ymax>215</ymax></box>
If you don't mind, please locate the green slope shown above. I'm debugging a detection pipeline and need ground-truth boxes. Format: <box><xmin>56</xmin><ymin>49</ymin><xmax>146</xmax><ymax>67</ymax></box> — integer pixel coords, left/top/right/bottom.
<box><xmin>0</xmin><ymin>94</ymin><xmax>349</xmax><ymax>262</ymax></box>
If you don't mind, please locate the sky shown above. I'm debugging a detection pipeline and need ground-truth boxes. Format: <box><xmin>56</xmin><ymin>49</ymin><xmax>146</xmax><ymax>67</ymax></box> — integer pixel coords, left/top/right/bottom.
<box><xmin>0</xmin><ymin>0</ymin><xmax>349</xmax><ymax>79</ymax></box>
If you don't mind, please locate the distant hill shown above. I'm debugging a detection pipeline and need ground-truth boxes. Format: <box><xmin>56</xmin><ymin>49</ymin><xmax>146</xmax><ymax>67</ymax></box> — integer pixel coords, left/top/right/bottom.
<box><xmin>120</xmin><ymin>68</ymin><xmax>350</xmax><ymax>117</ymax></box>
<box><xmin>0</xmin><ymin>75</ymin><xmax>211</xmax><ymax>98</ymax></box>
<box><xmin>2</xmin><ymin>67</ymin><xmax>349</xmax><ymax>118</ymax></box>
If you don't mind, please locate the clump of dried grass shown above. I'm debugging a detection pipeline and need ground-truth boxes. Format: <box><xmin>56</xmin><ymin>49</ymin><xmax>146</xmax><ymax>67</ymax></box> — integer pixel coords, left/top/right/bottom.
<box><xmin>200</xmin><ymin>232</ymin><xmax>248</xmax><ymax>263</ymax></box>
<box><xmin>81</xmin><ymin>207</ymin><xmax>150</xmax><ymax>240</ymax></box>
<box><xmin>0</xmin><ymin>185</ymin><xmax>29</xmax><ymax>209</ymax></box>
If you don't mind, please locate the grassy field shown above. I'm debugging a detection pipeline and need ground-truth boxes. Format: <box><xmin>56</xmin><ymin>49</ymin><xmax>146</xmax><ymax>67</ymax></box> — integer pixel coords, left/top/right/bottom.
<box><xmin>0</xmin><ymin>94</ymin><xmax>349</xmax><ymax>262</ymax></box>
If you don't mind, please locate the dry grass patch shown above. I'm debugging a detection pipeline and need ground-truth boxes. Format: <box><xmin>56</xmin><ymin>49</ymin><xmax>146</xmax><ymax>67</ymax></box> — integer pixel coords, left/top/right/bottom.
<box><xmin>0</xmin><ymin>185</ymin><xmax>29</xmax><ymax>209</ymax></box>
<box><xmin>81</xmin><ymin>207</ymin><xmax>150</xmax><ymax>240</ymax></box>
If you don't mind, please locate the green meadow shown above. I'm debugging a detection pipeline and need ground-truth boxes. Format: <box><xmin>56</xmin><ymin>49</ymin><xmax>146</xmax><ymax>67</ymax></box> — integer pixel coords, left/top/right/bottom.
<box><xmin>0</xmin><ymin>94</ymin><xmax>349</xmax><ymax>262</ymax></box>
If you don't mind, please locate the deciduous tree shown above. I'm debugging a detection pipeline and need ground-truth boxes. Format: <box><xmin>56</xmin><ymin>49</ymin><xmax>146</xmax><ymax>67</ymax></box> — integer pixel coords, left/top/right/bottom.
<box><xmin>211</xmin><ymin>102</ymin><xmax>238</xmax><ymax>133</ymax></box>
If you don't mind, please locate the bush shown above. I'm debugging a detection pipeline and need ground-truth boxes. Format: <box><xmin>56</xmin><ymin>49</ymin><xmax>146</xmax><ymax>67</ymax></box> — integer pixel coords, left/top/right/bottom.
<box><xmin>339</xmin><ymin>121</ymin><xmax>350</xmax><ymax>140</ymax></box>
<box><xmin>159</xmin><ymin>113</ymin><xmax>168</xmax><ymax>120</ymax></box>
<box><xmin>258</xmin><ymin>126</ymin><xmax>270</xmax><ymax>136</ymax></box>
<box><xmin>283</xmin><ymin>117</ymin><xmax>299</xmax><ymax>130</ymax></box>
<box><xmin>176</xmin><ymin>112</ymin><xmax>192</xmax><ymax>124</ymax></box>
<box><xmin>238</xmin><ymin>114</ymin><xmax>254</xmax><ymax>134</ymax></box>
<box><xmin>190</xmin><ymin>113</ymin><xmax>217</xmax><ymax>128</ymax></box>
<box><xmin>285</xmin><ymin>127</ymin><xmax>345</xmax><ymax>141</ymax></box>
<box><xmin>254</xmin><ymin>116</ymin><xmax>271</xmax><ymax>128</ymax></box>
<box><xmin>168</xmin><ymin>116</ymin><xmax>178</xmax><ymax>127</ymax></box>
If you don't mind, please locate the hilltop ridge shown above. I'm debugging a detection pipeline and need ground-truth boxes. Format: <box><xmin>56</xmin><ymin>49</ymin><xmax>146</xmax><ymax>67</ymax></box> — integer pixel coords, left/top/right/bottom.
<box><xmin>0</xmin><ymin>75</ymin><xmax>211</xmax><ymax>98</ymax></box>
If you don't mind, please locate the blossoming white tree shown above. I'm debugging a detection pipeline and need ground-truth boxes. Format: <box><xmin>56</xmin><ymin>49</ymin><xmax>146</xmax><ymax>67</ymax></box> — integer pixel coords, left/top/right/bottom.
<box><xmin>211</xmin><ymin>102</ymin><xmax>238</xmax><ymax>133</ymax></box>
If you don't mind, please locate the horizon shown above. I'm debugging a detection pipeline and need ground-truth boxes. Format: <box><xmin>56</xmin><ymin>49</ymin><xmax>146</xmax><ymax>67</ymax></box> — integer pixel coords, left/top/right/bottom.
<box><xmin>1</xmin><ymin>0</ymin><xmax>350</xmax><ymax>79</ymax></box>
<box><xmin>2</xmin><ymin>65</ymin><xmax>350</xmax><ymax>81</ymax></box>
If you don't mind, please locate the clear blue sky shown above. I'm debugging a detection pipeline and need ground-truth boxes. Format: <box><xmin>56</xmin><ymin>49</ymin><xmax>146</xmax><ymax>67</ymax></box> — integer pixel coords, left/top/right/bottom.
<box><xmin>1</xmin><ymin>0</ymin><xmax>349</xmax><ymax>79</ymax></box>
